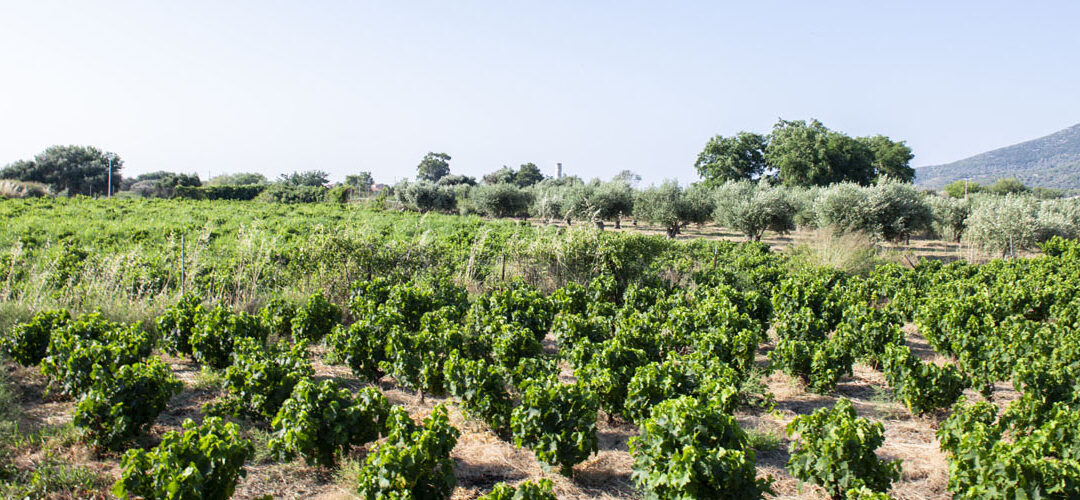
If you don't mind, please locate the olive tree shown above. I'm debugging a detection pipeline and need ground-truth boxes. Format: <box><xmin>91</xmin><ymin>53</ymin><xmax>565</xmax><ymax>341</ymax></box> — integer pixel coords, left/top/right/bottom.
<box><xmin>864</xmin><ymin>180</ymin><xmax>933</xmax><ymax>244</ymax></box>
<box><xmin>713</xmin><ymin>181</ymin><xmax>796</xmax><ymax>241</ymax></box>
<box><xmin>470</xmin><ymin>183</ymin><xmax>533</xmax><ymax>218</ymax></box>
<box><xmin>927</xmin><ymin>195</ymin><xmax>970</xmax><ymax>242</ymax></box>
<box><xmin>634</xmin><ymin>181</ymin><xmax>714</xmax><ymax>238</ymax></box>
<box><xmin>963</xmin><ymin>194</ymin><xmax>1040</xmax><ymax>257</ymax></box>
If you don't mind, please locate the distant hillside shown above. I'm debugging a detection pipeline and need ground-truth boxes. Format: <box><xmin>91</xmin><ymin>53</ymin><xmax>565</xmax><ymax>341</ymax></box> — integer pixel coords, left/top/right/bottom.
<box><xmin>915</xmin><ymin>123</ymin><xmax>1080</xmax><ymax>189</ymax></box>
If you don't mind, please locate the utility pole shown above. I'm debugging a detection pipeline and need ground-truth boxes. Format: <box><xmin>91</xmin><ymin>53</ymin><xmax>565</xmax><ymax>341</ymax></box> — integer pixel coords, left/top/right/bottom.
<box><xmin>107</xmin><ymin>156</ymin><xmax>113</xmax><ymax>198</ymax></box>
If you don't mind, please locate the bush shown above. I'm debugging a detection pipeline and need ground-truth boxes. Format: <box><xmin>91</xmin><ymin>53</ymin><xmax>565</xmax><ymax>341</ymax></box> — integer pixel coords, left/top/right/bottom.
<box><xmin>444</xmin><ymin>350</ymin><xmax>512</xmax><ymax>432</ymax></box>
<box><xmin>2</xmin><ymin>309</ymin><xmax>70</xmax><ymax>366</ymax></box>
<box><xmin>573</xmin><ymin>338</ymin><xmax>649</xmax><ymax>417</ymax></box>
<box><xmin>269</xmin><ymin>380</ymin><xmax>389</xmax><ymax>468</ymax></box>
<box><xmin>815</xmin><ymin>183</ymin><xmax>872</xmax><ymax>234</ymax></box>
<box><xmin>324</xmin><ymin>320</ymin><xmax>387</xmax><ymax>382</ymax></box>
<box><xmin>174</xmin><ymin>184</ymin><xmax>266</xmax><ymax>201</ymax></box>
<box><xmin>629</xmin><ymin>396</ymin><xmax>772</xmax><ymax>499</ymax></box>
<box><xmin>189</xmin><ymin>305</ymin><xmax>267</xmax><ymax>370</ymax></box>
<box><xmin>963</xmin><ymin>194</ymin><xmax>1041</xmax><ymax>257</ymax></box>
<box><xmin>477</xmin><ymin>479</ymin><xmax>557</xmax><ymax>500</ymax></box>
<box><xmin>155</xmin><ymin>293</ymin><xmax>204</xmax><ymax>356</ymax></box>
<box><xmin>355</xmin><ymin>405</ymin><xmax>460</xmax><ymax>499</ymax></box>
<box><xmin>290</xmin><ymin>291</ymin><xmax>341</xmax><ymax>342</ymax></box>
<box><xmin>41</xmin><ymin>315</ymin><xmax>153</xmax><ymax>397</ymax></box>
<box><xmin>114</xmin><ymin>417</ymin><xmax>254</xmax><ymax>500</ymax></box>
<box><xmin>471</xmin><ymin>183</ymin><xmax>534</xmax><ymax>218</ymax></box>
<box><xmin>73</xmin><ymin>358</ymin><xmax>182</xmax><ymax>450</ymax></box>
<box><xmin>713</xmin><ymin>180</ymin><xmax>796</xmax><ymax>241</ymax></box>
<box><xmin>258</xmin><ymin>297</ymin><xmax>295</xmax><ymax>339</ymax></box>
<box><xmin>213</xmin><ymin>338</ymin><xmax>313</xmax><ymax>420</ymax></box>
<box><xmin>256</xmin><ymin>184</ymin><xmax>328</xmax><ymax>203</ymax></box>
<box><xmin>471</xmin><ymin>283</ymin><xmax>555</xmax><ymax>341</ymax></box>
<box><xmin>786</xmin><ymin>398</ymin><xmax>901</xmax><ymax>497</ymax></box>
<box><xmin>511</xmin><ymin>379</ymin><xmax>598</xmax><ymax>476</ymax></box>
<box><xmin>927</xmin><ymin>195</ymin><xmax>970</xmax><ymax>242</ymax></box>
<box><xmin>396</xmin><ymin>180</ymin><xmax>457</xmax><ymax>213</ymax></box>
<box><xmin>881</xmin><ymin>344</ymin><xmax>967</xmax><ymax>415</ymax></box>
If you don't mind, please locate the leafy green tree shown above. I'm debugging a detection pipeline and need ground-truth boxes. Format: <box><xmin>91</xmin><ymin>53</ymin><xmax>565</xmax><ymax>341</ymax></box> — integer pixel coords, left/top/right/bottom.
<box><xmin>927</xmin><ymin>195</ymin><xmax>971</xmax><ymax>242</ymax></box>
<box><xmin>395</xmin><ymin>180</ymin><xmax>457</xmax><ymax>213</ymax></box>
<box><xmin>986</xmin><ymin>177</ymin><xmax>1030</xmax><ymax>195</ymax></box>
<box><xmin>417</xmin><ymin>152</ymin><xmax>452</xmax><ymax>182</ymax></box>
<box><xmin>713</xmin><ymin>181</ymin><xmax>796</xmax><ymax>241</ymax></box>
<box><xmin>279</xmin><ymin>170</ymin><xmax>329</xmax><ymax>187</ymax></box>
<box><xmin>207</xmin><ymin>172</ymin><xmax>268</xmax><ymax>185</ymax></box>
<box><xmin>127</xmin><ymin>171</ymin><xmax>201</xmax><ymax>198</ymax></box>
<box><xmin>483</xmin><ymin>166</ymin><xmax>516</xmax><ymax>185</ymax></box>
<box><xmin>345</xmin><ymin>172</ymin><xmax>374</xmax><ymax>192</ymax></box>
<box><xmin>695</xmin><ymin>132</ymin><xmax>768</xmax><ymax>186</ymax></box>
<box><xmin>470</xmin><ymin>183</ymin><xmax>533</xmax><ymax>218</ymax></box>
<box><xmin>436</xmin><ymin>174</ymin><xmax>477</xmax><ymax>186</ymax></box>
<box><xmin>0</xmin><ymin>145</ymin><xmax>122</xmax><ymax>195</ymax></box>
<box><xmin>634</xmin><ymin>181</ymin><xmax>714</xmax><ymax>238</ymax></box>
<box><xmin>859</xmin><ymin>135</ymin><xmax>915</xmax><ymax>182</ymax></box>
<box><xmin>964</xmin><ymin>194</ymin><xmax>1041</xmax><ymax>257</ymax></box>
<box><xmin>825</xmin><ymin>133</ymin><xmax>876</xmax><ymax>186</ymax></box>
<box><xmin>942</xmin><ymin>180</ymin><xmax>981</xmax><ymax>198</ymax></box>
<box><xmin>613</xmin><ymin>169</ymin><xmax>642</xmax><ymax>186</ymax></box>
<box><xmin>515</xmin><ymin>163</ymin><xmax>545</xmax><ymax>187</ymax></box>
<box><xmin>765</xmin><ymin>119</ymin><xmax>832</xmax><ymax>187</ymax></box>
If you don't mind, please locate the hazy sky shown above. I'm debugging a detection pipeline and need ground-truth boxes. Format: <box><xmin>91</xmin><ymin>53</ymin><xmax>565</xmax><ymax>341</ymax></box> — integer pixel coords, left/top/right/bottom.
<box><xmin>2</xmin><ymin>1</ymin><xmax>1079</xmax><ymax>185</ymax></box>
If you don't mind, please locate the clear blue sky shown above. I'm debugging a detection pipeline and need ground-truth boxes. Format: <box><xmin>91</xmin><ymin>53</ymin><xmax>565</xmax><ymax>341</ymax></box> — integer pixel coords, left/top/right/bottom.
<box><xmin>2</xmin><ymin>1</ymin><xmax>1079</xmax><ymax>185</ymax></box>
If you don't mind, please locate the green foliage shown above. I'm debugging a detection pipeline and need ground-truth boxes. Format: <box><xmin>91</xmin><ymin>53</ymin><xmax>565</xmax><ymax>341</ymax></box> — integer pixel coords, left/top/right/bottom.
<box><xmin>573</xmin><ymin>338</ymin><xmax>649</xmax><ymax>417</ymax></box>
<box><xmin>213</xmin><ymin>338</ymin><xmax>313</xmax><ymax>420</ymax></box>
<box><xmin>324</xmin><ymin>321</ymin><xmax>387</xmax><ymax>382</ymax></box>
<box><xmin>629</xmin><ymin>396</ymin><xmax>772</xmax><ymax>499</ymax></box>
<box><xmin>624</xmin><ymin>356</ymin><xmax>741</xmax><ymax>423</ymax></box>
<box><xmin>114</xmin><ymin>417</ymin><xmax>254</xmax><ymax>500</ymax></box>
<box><xmin>355</xmin><ymin>405</ymin><xmax>460</xmax><ymax>499</ymax></box>
<box><xmin>472</xmin><ymin>282</ymin><xmax>554</xmax><ymax>341</ymax></box>
<box><xmin>881</xmin><ymin>344</ymin><xmax>967</xmax><ymax>415</ymax></box>
<box><xmin>174</xmin><ymin>184</ymin><xmax>267</xmax><ymax>201</ymax></box>
<box><xmin>770</xmin><ymin>334</ymin><xmax>855</xmax><ymax>395</ymax></box>
<box><xmin>0</xmin><ymin>145</ymin><xmax>122</xmax><ymax>195</ymax></box>
<box><xmin>470</xmin><ymin>183</ymin><xmax>534</xmax><ymax>218</ymax></box>
<box><xmin>40</xmin><ymin>314</ymin><xmax>153</xmax><ymax>397</ymax></box>
<box><xmin>634</xmin><ymin>181</ymin><xmax>714</xmax><ymax>238</ymax></box>
<box><xmin>269</xmin><ymin>380</ymin><xmax>389</xmax><ymax>468</ymax></box>
<box><xmin>189</xmin><ymin>305</ymin><xmax>267</xmax><ymax>370</ymax></box>
<box><xmin>444</xmin><ymin>350</ymin><xmax>512</xmax><ymax>432</ymax></box>
<box><xmin>256</xmin><ymin>184</ymin><xmax>328</xmax><ymax>203</ymax></box>
<box><xmin>417</xmin><ymin>152</ymin><xmax>452</xmax><ymax>182</ymax></box>
<box><xmin>695</xmin><ymin>132</ymin><xmax>768</xmax><ymax>186</ymax></box>
<box><xmin>477</xmin><ymin>479</ymin><xmax>557</xmax><ymax>500</ymax></box>
<box><xmin>713</xmin><ymin>181</ymin><xmax>796</xmax><ymax>241</ymax></box>
<box><xmin>786</xmin><ymin>398</ymin><xmax>901</xmax><ymax>497</ymax></box>
<box><xmin>511</xmin><ymin>379</ymin><xmax>599</xmax><ymax>476</ymax></box>
<box><xmin>258</xmin><ymin>297</ymin><xmax>295</xmax><ymax>339</ymax></box>
<box><xmin>963</xmin><ymin>194</ymin><xmax>1041</xmax><ymax>257</ymax></box>
<box><xmin>290</xmin><ymin>291</ymin><xmax>341</xmax><ymax>342</ymax></box>
<box><xmin>156</xmin><ymin>293</ymin><xmax>204</xmax><ymax>356</ymax></box>
<box><xmin>73</xmin><ymin>358</ymin><xmax>182</xmax><ymax>450</ymax></box>
<box><xmin>927</xmin><ymin>195</ymin><xmax>971</xmax><ymax>242</ymax></box>
<box><xmin>2</xmin><ymin>309</ymin><xmax>69</xmax><ymax>366</ymax></box>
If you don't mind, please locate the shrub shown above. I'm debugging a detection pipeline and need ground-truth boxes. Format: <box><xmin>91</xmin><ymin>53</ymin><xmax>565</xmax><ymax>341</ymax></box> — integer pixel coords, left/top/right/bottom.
<box><xmin>396</xmin><ymin>180</ymin><xmax>457</xmax><ymax>213</ymax></box>
<box><xmin>786</xmin><ymin>398</ymin><xmax>901</xmax><ymax>497</ymax></box>
<box><xmin>189</xmin><ymin>305</ymin><xmax>267</xmax><ymax>370</ymax></box>
<box><xmin>73</xmin><ymin>358</ymin><xmax>182</xmax><ymax>450</ymax></box>
<box><xmin>471</xmin><ymin>283</ymin><xmax>555</xmax><ymax>341</ymax></box>
<box><xmin>41</xmin><ymin>315</ymin><xmax>153</xmax><ymax>397</ymax></box>
<box><xmin>213</xmin><ymin>338</ymin><xmax>313</xmax><ymax>420</ymax></box>
<box><xmin>815</xmin><ymin>182</ymin><xmax>872</xmax><ymax>234</ymax></box>
<box><xmin>114</xmin><ymin>417</ymin><xmax>254</xmax><ymax>500</ymax></box>
<box><xmin>258</xmin><ymin>297</ymin><xmax>295</xmax><ymax>339</ymax></box>
<box><xmin>269</xmin><ymin>380</ymin><xmax>389</xmax><ymax>468</ymax></box>
<box><xmin>573</xmin><ymin>338</ymin><xmax>649</xmax><ymax>417</ymax></box>
<box><xmin>477</xmin><ymin>479</ymin><xmax>557</xmax><ymax>500</ymax></box>
<box><xmin>629</xmin><ymin>396</ymin><xmax>772</xmax><ymax>499</ymax></box>
<box><xmin>2</xmin><ymin>309</ymin><xmax>69</xmax><ymax>366</ymax></box>
<box><xmin>622</xmin><ymin>355</ymin><xmax>741</xmax><ymax>423</ymax></box>
<box><xmin>769</xmin><ymin>334</ymin><xmax>854</xmax><ymax>395</ymax></box>
<box><xmin>444</xmin><ymin>350</ymin><xmax>512</xmax><ymax>432</ymax></box>
<box><xmin>355</xmin><ymin>405</ymin><xmax>460</xmax><ymax>499</ymax></box>
<box><xmin>864</xmin><ymin>180</ymin><xmax>933</xmax><ymax>243</ymax></box>
<box><xmin>324</xmin><ymin>321</ymin><xmax>387</xmax><ymax>382</ymax></box>
<box><xmin>881</xmin><ymin>344</ymin><xmax>967</xmax><ymax>415</ymax></box>
<box><xmin>155</xmin><ymin>293</ymin><xmax>204</xmax><ymax>356</ymax></box>
<box><xmin>963</xmin><ymin>194</ymin><xmax>1041</xmax><ymax>257</ymax></box>
<box><xmin>511</xmin><ymin>379</ymin><xmax>599</xmax><ymax>476</ymax></box>
<box><xmin>927</xmin><ymin>195</ymin><xmax>970</xmax><ymax>242</ymax></box>
<box><xmin>290</xmin><ymin>291</ymin><xmax>341</xmax><ymax>342</ymax></box>
<box><xmin>471</xmin><ymin>183</ymin><xmax>534</xmax><ymax>218</ymax></box>
<box><xmin>713</xmin><ymin>180</ymin><xmax>796</xmax><ymax>241</ymax></box>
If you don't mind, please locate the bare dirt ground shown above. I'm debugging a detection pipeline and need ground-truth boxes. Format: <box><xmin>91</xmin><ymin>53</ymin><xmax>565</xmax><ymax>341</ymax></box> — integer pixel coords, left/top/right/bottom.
<box><xmin>4</xmin><ymin>321</ymin><xmax>996</xmax><ymax>500</ymax></box>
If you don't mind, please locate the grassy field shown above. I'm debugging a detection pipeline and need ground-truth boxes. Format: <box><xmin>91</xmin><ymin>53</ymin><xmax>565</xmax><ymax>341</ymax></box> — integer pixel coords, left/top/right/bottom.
<box><xmin>0</xmin><ymin>198</ymin><xmax>1055</xmax><ymax>499</ymax></box>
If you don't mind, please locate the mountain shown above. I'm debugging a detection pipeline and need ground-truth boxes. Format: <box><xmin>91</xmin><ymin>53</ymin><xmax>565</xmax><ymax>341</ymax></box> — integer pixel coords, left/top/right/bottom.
<box><xmin>915</xmin><ymin>123</ymin><xmax>1080</xmax><ymax>189</ymax></box>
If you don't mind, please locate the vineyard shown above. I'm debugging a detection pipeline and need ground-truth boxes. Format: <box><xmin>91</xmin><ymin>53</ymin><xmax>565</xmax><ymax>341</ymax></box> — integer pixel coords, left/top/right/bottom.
<box><xmin>1</xmin><ymin>197</ymin><xmax>1079</xmax><ymax>499</ymax></box>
